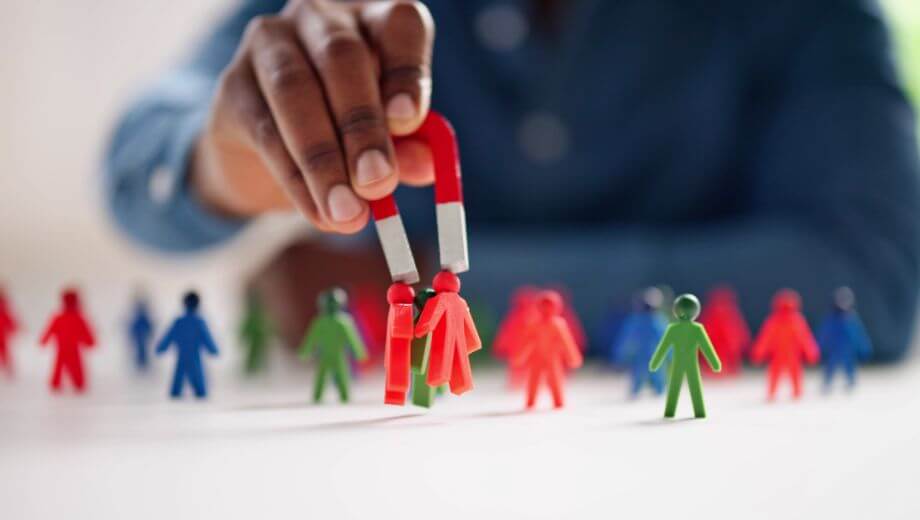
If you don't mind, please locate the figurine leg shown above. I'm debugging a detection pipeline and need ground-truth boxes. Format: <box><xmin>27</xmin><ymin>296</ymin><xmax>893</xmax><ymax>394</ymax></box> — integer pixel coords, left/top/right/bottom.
<box><xmin>525</xmin><ymin>367</ymin><xmax>541</xmax><ymax>408</ymax></box>
<box><xmin>425</xmin><ymin>320</ymin><xmax>450</xmax><ymax>387</ymax></box>
<box><xmin>169</xmin><ymin>368</ymin><xmax>185</xmax><ymax>398</ymax></box>
<box><xmin>0</xmin><ymin>343</ymin><xmax>10</xmax><ymax>374</ymax></box>
<box><xmin>790</xmin><ymin>363</ymin><xmax>803</xmax><ymax>398</ymax></box>
<box><xmin>629</xmin><ymin>368</ymin><xmax>643</xmax><ymax>397</ymax></box>
<box><xmin>844</xmin><ymin>359</ymin><xmax>857</xmax><ymax>387</ymax></box>
<box><xmin>313</xmin><ymin>364</ymin><xmax>328</xmax><ymax>403</ymax></box>
<box><xmin>50</xmin><ymin>358</ymin><xmax>65</xmax><ymax>391</ymax></box>
<box><xmin>333</xmin><ymin>364</ymin><xmax>350</xmax><ymax>403</ymax></box>
<box><xmin>190</xmin><ymin>368</ymin><xmax>207</xmax><ymax>398</ymax></box>
<box><xmin>448</xmin><ymin>342</ymin><xmax>473</xmax><ymax>395</ymax></box>
<box><xmin>411</xmin><ymin>372</ymin><xmax>436</xmax><ymax>408</ymax></box>
<box><xmin>69</xmin><ymin>360</ymin><xmax>86</xmax><ymax>392</ymax></box>
<box><xmin>822</xmin><ymin>360</ymin><xmax>836</xmax><ymax>389</ymax></box>
<box><xmin>547</xmin><ymin>364</ymin><xmax>565</xmax><ymax>409</ymax></box>
<box><xmin>686</xmin><ymin>370</ymin><xmax>706</xmax><ymax>418</ymax></box>
<box><xmin>766</xmin><ymin>363</ymin><xmax>781</xmax><ymax>400</ymax></box>
<box><xmin>663</xmin><ymin>368</ymin><xmax>684</xmax><ymax>418</ymax></box>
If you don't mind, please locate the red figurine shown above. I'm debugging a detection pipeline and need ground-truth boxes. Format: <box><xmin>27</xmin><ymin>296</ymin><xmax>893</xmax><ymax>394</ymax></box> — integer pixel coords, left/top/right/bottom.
<box><xmin>383</xmin><ymin>282</ymin><xmax>415</xmax><ymax>405</ymax></box>
<box><xmin>510</xmin><ymin>291</ymin><xmax>583</xmax><ymax>409</ymax></box>
<box><xmin>751</xmin><ymin>289</ymin><xmax>820</xmax><ymax>399</ymax></box>
<box><xmin>0</xmin><ymin>288</ymin><xmax>20</xmax><ymax>375</ymax></box>
<box><xmin>494</xmin><ymin>286</ymin><xmax>539</xmax><ymax>388</ymax></box>
<box><xmin>699</xmin><ymin>286</ymin><xmax>751</xmax><ymax>376</ymax></box>
<box><xmin>39</xmin><ymin>289</ymin><xmax>96</xmax><ymax>392</ymax></box>
<box><xmin>373</xmin><ymin>111</ymin><xmax>482</xmax><ymax>404</ymax></box>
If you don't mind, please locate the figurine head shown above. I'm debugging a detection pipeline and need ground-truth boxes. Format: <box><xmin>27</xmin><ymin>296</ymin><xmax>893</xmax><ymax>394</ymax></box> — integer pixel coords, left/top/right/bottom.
<box><xmin>771</xmin><ymin>289</ymin><xmax>801</xmax><ymax>313</ymax></box>
<box><xmin>386</xmin><ymin>282</ymin><xmax>415</xmax><ymax>305</ymax></box>
<box><xmin>832</xmin><ymin>286</ymin><xmax>855</xmax><ymax>313</ymax></box>
<box><xmin>636</xmin><ymin>287</ymin><xmax>664</xmax><ymax>312</ymax></box>
<box><xmin>673</xmin><ymin>294</ymin><xmax>701</xmax><ymax>321</ymax></box>
<box><xmin>536</xmin><ymin>290</ymin><xmax>563</xmax><ymax>318</ymax></box>
<box><xmin>318</xmin><ymin>287</ymin><xmax>347</xmax><ymax>313</ymax></box>
<box><xmin>707</xmin><ymin>285</ymin><xmax>737</xmax><ymax>306</ymax></box>
<box><xmin>62</xmin><ymin>289</ymin><xmax>80</xmax><ymax>310</ymax></box>
<box><xmin>183</xmin><ymin>291</ymin><xmax>200</xmax><ymax>313</ymax></box>
<box><xmin>432</xmin><ymin>270</ymin><xmax>460</xmax><ymax>293</ymax></box>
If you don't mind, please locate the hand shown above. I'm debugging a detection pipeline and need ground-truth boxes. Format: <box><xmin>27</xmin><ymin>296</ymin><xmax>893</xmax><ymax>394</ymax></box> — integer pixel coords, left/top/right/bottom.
<box><xmin>191</xmin><ymin>0</ymin><xmax>436</xmax><ymax>233</ymax></box>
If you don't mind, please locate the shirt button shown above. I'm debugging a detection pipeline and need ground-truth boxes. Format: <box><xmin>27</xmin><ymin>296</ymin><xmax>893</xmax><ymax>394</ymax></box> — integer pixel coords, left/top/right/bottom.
<box><xmin>475</xmin><ymin>3</ymin><xmax>529</xmax><ymax>52</ymax></box>
<box><xmin>518</xmin><ymin>112</ymin><xmax>570</xmax><ymax>164</ymax></box>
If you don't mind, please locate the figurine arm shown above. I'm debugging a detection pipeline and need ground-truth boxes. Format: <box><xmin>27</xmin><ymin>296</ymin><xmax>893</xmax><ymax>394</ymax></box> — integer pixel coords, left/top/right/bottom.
<box><xmin>556</xmin><ymin>320</ymin><xmax>583</xmax><ymax>369</ymax></box>
<box><xmin>750</xmin><ymin>320</ymin><xmax>774</xmax><ymax>364</ymax></box>
<box><xmin>463</xmin><ymin>306</ymin><xmax>482</xmax><ymax>354</ymax></box>
<box><xmin>509</xmin><ymin>327</ymin><xmax>536</xmax><ymax>367</ymax></box>
<box><xmin>79</xmin><ymin>318</ymin><xmax>96</xmax><ymax>349</ymax></box>
<box><xmin>648</xmin><ymin>327</ymin><xmax>673</xmax><ymax>372</ymax></box>
<box><xmin>199</xmin><ymin>321</ymin><xmax>219</xmax><ymax>355</ymax></box>
<box><xmin>341</xmin><ymin>316</ymin><xmax>368</xmax><ymax>362</ymax></box>
<box><xmin>849</xmin><ymin>316</ymin><xmax>873</xmax><ymax>361</ymax></box>
<box><xmin>611</xmin><ymin>316</ymin><xmax>639</xmax><ymax>365</ymax></box>
<box><xmin>39</xmin><ymin>318</ymin><xmax>57</xmax><ymax>346</ymax></box>
<box><xmin>155</xmin><ymin>323</ymin><xmax>177</xmax><ymax>354</ymax></box>
<box><xmin>414</xmin><ymin>297</ymin><xmax>445</xmax><ymax>338</ymax></box>
<box><xmin>298</xmin><ymin>321</ymin><xmax>322</xmax><ymax>360</ymax></box>
<box><xmin>815</xmin><ymin>319</ymin><xmax>833</xmax><ymax>358</ymax></box>
<box><xmin>795</xmin><ymin>316</ymin><xmax>820</xmax><ymax>364</ymax></box>
<box><xmin>697</xmin><ymin>325</ymin><xmax>722</xmax><ymax>373</ymax></box>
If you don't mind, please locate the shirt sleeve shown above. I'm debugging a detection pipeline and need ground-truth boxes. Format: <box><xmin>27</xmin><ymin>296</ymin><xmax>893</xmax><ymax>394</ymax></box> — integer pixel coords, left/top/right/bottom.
<box><xmin>103</xmin><ymin>0</ymin><xmax>283</xmax><ymax>253</ymax></box>
<box><xmin>462</xmin><ymin>2</ymin><xmax>920</xmax><ymax>362</ymax></box>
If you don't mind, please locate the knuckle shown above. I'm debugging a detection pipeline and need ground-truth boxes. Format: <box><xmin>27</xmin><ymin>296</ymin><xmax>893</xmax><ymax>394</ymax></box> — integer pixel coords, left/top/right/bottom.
<box><xmin>251</xmin><ymin>115</ymin><xmax>279</xmax><ymax>147</ymax></box>
<box><xmin>337</xmin><ymin>105</ymin><xmax>386</xmax><ymax>139</ymax></box>
<box><xmin>314</xmin><ymin>32</ymin><xmax>366</xmax><ymax>67</ymax></box>
<box><xmin>301</xmin><ymin>142</ymin><xmax>343</xmax><ymax>176</ymax></box>
<box><xmin>258</xmin><ymin>46</ymin><xmax>311</xmax><ymax>91</ymax></box>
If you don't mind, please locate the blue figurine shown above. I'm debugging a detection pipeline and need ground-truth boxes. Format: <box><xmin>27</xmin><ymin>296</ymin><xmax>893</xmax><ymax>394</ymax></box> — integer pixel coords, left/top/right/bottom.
<box><xmin>611</xmin><ymin>288</ymin><xmax>668</xmax><ymax>396</ymax></box>
<box><xmin>816</xmin><ymin>287</ymin><xmax>872</xmax><ymax>389</ymax></box>
<box><xmin>156</xmin><ymin>291</ymin><xmax>219</xmax><ymax>398</ymax></box>
<box><xmin>128</xmin><ymin>295</ymin><xmax>154</xmax><ymax>370</ymax></box>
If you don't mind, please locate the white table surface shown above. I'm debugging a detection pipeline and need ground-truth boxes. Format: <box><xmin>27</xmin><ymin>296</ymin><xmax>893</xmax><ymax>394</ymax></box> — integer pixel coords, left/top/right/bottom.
<box><xmin>2</xmin><ymin>311</ymin><xmax>918</xmax><ymax>520</ymax></box>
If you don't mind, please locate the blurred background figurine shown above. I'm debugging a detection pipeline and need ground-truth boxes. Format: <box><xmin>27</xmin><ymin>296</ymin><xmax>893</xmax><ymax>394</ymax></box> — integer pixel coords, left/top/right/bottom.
<box><xmin>40</xmin><ymin>289</ymin><xmax>96</xmax><ymax>393</ymax></box>
<box><xmin>511</xmin><ymin>290</ymin><xmax>583</xmax><ymax>410</ymax></box>
<box><xmin>299</xmin><ymin>288</ymin><xmax>367</xmax><ymax>403</ymax></box>
<box><xmin>156</xmin><ymin>291</ymin><xmax>219</xmax><ymax>399</ymax></box>
<box><xmin>611</xmin><ymin>288</ymin><xmax>668</xmax><ymax>398</ymax></box>
<box><xmin>817</xmin><ymin>287</ymin><xmax>873</xmax><ymax>390</ymax></box>
<box><xmin>239</xmin><ymin>290</ymin><xmax>274</xmax><ymax>375</ymax></box>
<box><xmin>127</xmin><ymin>291</ymin><xmax>155</xmax><ymax>372</ymax></box>
<box><xmin>699</xmin><ymin>286</ymin><xmax>751</xmax><ymax>377</ymax></box>
<box><xmin>750</xmin><ymin>290</ymin><xmax>821</xmax><ymax>400</ymax></box>
<box><xmin>0</xmin><ymin>288</ymin><xmax>20</xmax><ymax>377</ymax></box>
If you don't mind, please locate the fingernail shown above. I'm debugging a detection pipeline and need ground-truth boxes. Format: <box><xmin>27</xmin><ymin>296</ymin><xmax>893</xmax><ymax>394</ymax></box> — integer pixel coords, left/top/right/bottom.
<box><xmin>386</xmin><ymin>94</ymin><xmax>417</xmax><ymax>122</ymax></box>
<box><xmin>327</xmin><ymin>184</ymin><xmax>363</xmax><ymax>223</ymax></box>
<box><xmin>355</xmin><ymin>149</ymin><xmax>393</xmax><ymax>186</ymax></box>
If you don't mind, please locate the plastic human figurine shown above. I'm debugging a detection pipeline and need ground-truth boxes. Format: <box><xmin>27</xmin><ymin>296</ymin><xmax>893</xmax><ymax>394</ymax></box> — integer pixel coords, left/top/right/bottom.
<box><xmin>156</xmin><ymin>291</ymin><xmax>219</xmax><ymax>399</ymax></box>
<box><xmin>383</xmin><ymin>282</ymin><xmax>416</xmax><ymax>405</ymax></box>
<box><xmin>510</xmin><ymin>290</ymin><xmax>583</xmax><ymax>409</ymax></box>
<box><xmin>699</xmin><ymin>286</ymin><xmax>751</xmax><ymax>376</ymax></box>
<box><xmin>611</xmin><ymin>288</ymin><xmax>668</xmax><ymax>397</ymax></box>
<box><xmin>0</xmin><ymin>288</ymin><xmax>20</xmax><ymax>376</ymax></box>
<box><xmin>239</xmin><ymin>291</ymin><xmax>273</xmax><ymax>374</ymax></box>
<box><xmin>409</xmin><ymin>288</ymin><xmax>443</xmax><ymax>408</ymax></box>
<box><xmin>493</xmin><ymin>287</ymin><xmax>539</xmax><ymax>388</ymax></box>
<box><xmin>300</xmin><ymin>288</ymin><xmax>368</xmax><ymax>403</ymax></box>
<box><xmin>816</xmin><ymin>287</ymin><xmax>872</xmax><ymax>389</ymax></box>
<box><xmin>128</xmin><ymin>294</ymin><xmax>154</xmax><ymax>371</ymax></box>
<box><xmin>750</xmin><ymin>289</ymin><xmax>820</xmax><ymax>400</ymax></box>
<box><xmin>415</xmin><ymin>271</ymin><xmax>482</xmax><ymax>394</ymax></box>
<box><xmin>649</xmin><ymin>294</ymin><xmax>721</xmax><ymax>418</ymax></box>
<box><xmin>40</xmin><ymin>289</ymin><xmax>96</xmax><ymax>392</ymax></box>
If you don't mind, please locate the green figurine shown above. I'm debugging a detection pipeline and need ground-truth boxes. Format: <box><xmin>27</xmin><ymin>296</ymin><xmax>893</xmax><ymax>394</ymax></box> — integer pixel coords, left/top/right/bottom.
<box><xmin>299</xmin><ymin>288</ymin><xmax>368</xmax><ymax>403</ymax></box>
<box><xmin>239</xmin><ymin>291</ymin><xmax>273</xmax><ymax>374</ymax></box>
<box><xmin>649</xmin><ymin>294</ymin><xmax>722</xmax><ymax>418</ymax></box>
<box><xmin>409</xmin><ymin>288</ymin><xmax>446</xmax><ymax>408</ymax></box>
